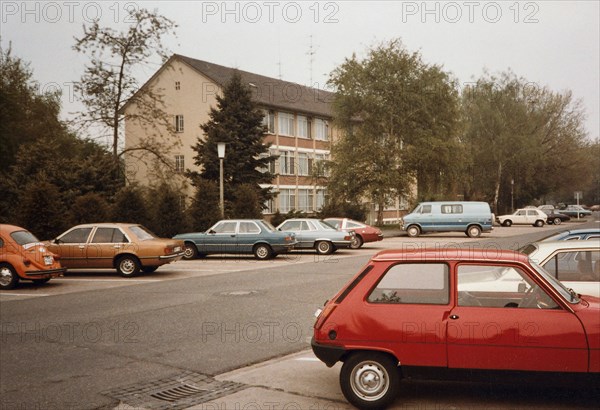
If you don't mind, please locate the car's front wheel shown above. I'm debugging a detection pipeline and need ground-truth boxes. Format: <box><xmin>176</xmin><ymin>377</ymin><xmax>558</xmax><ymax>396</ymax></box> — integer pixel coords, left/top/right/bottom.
<box><xmin>116</xmin><ymin>255</ymin><xmax>140</xmax><ymax>277</ymax></box>
<box><xmin>340</xmin><ymin>351</ymin><xmax>400</xmax><ymax>409</ymax></box>
<box><xmin>466</xmin><ymin>225</ymin><xmax>482</xmax><ymax>238</ymax></box>
<box><xmin>406</xmin><ymin>225</ymin><xmax>420</xmax><ymax>238</ymax></box>
<box><xmin>253</xmin><ymin>244</ymin><xmax>273</xmax><ymax>260</ymax></box>
<box><xmin>552</xmin><ymin>217</ymin><xmax>562</xmax><ymax>225</ymax></box>
<box><xmin>0</xmin><ymin>263</ymin><xmax>19</xmax><ymax>290</ymax></box>
<box><xmin>316</xmin><ymin>241</ymin><xmax>334</xmax><ymax>255</ymax></box>
<box><xmin>502</xmin><ymin>220</ymin><xmax>512</xmax><ymax>227</ymax></box>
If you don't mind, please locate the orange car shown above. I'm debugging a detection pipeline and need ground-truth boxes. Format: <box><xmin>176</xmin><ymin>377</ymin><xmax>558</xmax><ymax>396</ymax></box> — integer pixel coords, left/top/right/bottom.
<box><xmin>46</xmin><ymin>223</ymin><xmax>185</xmax><ymax>277</ymax></box>
<box><xmin>0</xmin><ymin>224</ymin><xmax>66</xmax><ymax>290</ymax></box>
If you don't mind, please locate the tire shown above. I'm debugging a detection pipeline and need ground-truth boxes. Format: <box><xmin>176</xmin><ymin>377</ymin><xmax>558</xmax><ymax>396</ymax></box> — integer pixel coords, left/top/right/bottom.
<box><xmin>142</xmin><ymin>266</ymin><xmax>158</xmax><ymax>273</ymax></box>
<box><xmin>253</xmin><ymin>244</ymin><xmax>273</xmax><ymax>260</ymax></box>
<box><xmin>316</xmin><ymin>241</ymin><xmax>334</xmax><ymax>255</ymax></box>
<box><xmin>534</xmin><ymin>220</ymin><xmax>544</xmax><ymax>227</ymax></box>
<box><xmin>32</xmin><ymin>278</ymin><xmax>51</xmax><ymax>285</ymax></box>
<box><xmin>0</xmin><ymin>263</ymin><xmax>19</xmax><ymax>290</ymax></box>
<box><xmin>406</xmin><ymin>225</ymin><xmax>420</xmax><ymax>238</ymax></box>
<box><xmin>350</xmin><ymin>235</ymin><xmax>363</xmax><ymax>249</ymax></box>
<box><xmin>340</xmin><ymin>352</ymin><xmax>400</xmax><ymax>409</ymax></box>
<box><xmin>183</xmin><ymin>242</ymin><xmax>198</xmax><ymax>260</ymax></box>
<box><xmin>579</xmin><ymin>213</ymin><xmax>585</xmax><ymax>218</ymax></box>
<box><xmin>552</xmin><ymin>217</ymin><xmax>562</xmax><ymax>225</ymax></box>
<box><xmin>502</xmin><ymin>220</ymin><xmax>512</xmax><ymax>227</ymax></box>
<box><xmin>466</xmin><ymin>225</ymin><xmax>482</xmax><ymax>238</ymax></box>
<box><xmin>116</xmin><ymin>255</ymin><xmax>140</xmax><ymax>277</ymax></box>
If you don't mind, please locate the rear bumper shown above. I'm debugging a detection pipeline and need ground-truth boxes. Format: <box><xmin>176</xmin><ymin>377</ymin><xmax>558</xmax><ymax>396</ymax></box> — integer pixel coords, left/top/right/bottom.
<box><xmin>311</xmin><ymin>337</ymin><xmax>346</xmax><ymax>367</ymax></box>
<box><xmin>158</xmin><ymin>251</ymin><xmax>185</xmax><ymax>261</ymax></box>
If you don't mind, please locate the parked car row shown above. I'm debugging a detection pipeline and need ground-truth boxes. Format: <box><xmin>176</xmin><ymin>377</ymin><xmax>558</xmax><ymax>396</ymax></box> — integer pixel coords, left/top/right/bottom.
<box><xmin>175</xmin><ymin>217</ymin><xmax>384</xmax><ymax>260</ymax></box>
<box><xmin>1</xmin><ymin>218</ymin><xmax>383</xmax><ymax>289</ymax></box>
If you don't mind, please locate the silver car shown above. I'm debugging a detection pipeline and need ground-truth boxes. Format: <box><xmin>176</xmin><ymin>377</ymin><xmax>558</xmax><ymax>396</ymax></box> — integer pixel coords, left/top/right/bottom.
<box><xmin>276</xmin><ymin>218</ymin><xmax>354</xmax><ymax>255</ymax></box>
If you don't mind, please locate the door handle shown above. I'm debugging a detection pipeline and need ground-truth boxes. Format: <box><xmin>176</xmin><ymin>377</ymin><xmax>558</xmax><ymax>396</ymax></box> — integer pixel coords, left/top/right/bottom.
<box><xmin>78</xmin><ymin>245</ymin><xmax>85</xmax><ymax>249</ymax></box>
<box><xmin>113</xmin><ymin>245</ymin><xmax>121</xmax><ymax>249</ymax></box>
<box><xmin>450</xmin><ymin>315</ymin><xmax>459</xmax><ymax>320</ymax></box>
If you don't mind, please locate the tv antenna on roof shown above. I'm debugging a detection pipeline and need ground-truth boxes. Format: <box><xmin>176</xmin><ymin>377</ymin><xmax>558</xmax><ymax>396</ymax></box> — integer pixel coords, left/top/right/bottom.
<box><xmin>307</xmin><ymin>35</ymin><xmax>318</xmax><ymax>86</ymax></box>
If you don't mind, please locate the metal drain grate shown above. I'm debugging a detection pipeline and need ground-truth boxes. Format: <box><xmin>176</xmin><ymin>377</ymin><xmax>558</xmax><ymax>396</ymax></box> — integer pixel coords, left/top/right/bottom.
<box><xmin>102</xmin><ymin>371</ymin><xmax>247</xmax><ymax>409</ymax></box>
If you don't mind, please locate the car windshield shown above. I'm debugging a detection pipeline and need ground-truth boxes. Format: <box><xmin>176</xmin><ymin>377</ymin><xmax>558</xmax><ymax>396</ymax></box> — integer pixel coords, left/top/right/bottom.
<box><xmin>129</xmin><ymin>225</ymin><xmax>157</xmax><ymax>241</ymax></box>
<box><xmin>529</xmin><ymin>259</ymin><xmax>579</xmax><ymax>304</ymax></box>
<box><xmin>10</xmin><ymin>230</ymin><xmax>39</xmax><ymax>245</ymax></box>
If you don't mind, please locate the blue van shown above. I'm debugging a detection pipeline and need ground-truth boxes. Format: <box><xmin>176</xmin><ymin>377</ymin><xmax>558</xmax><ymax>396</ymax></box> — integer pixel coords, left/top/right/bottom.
<box><xmin>401</xmin><ymin>201</ymin><xmax>493</xmax><ymax>238</ymax></box>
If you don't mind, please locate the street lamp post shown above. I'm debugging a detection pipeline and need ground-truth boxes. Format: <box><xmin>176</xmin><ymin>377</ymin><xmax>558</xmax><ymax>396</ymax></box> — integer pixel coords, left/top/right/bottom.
<box><xmin>511</xmin><ymin>178</ymin><xmax>514</xmax><ymax>213</ymax></box>
<box><xmin>217</xmin><ymin>142</ymin><xmax>226</xmax><ymax>219</ymax></box>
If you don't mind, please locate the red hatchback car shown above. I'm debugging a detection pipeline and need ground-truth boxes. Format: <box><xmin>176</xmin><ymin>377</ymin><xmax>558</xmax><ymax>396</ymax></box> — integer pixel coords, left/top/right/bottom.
<box><xmin>0</xmin><ymin>224</ymin><xmax>65</xmax><ymax>289</ymax></box>
<box><xmin>312</xmin><ymin>248</ymin><xmax>600</xmax><ymax>409</ymax></box>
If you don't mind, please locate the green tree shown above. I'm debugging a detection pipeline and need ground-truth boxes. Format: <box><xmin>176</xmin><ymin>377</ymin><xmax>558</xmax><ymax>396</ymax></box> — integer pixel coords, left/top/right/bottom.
<box><xmin>17</xmin><ymin>176</ymin><xmax>64</xmax><ymax>239</ymax></box>
<box><xmin>231</xmin><ymin>184</ymin><xmax>263</xmax><ymax>218</ymax></box>
<box><xmin>327</xmin><ymin>39</ymin><xmax>461</xmax><ymax>224</ymax></box>
<box><xmin>111</xmin><ymin>185</ymin><xmax>150</xmax><ymax>226</ymax></box>
<box><xmin>190</xmin><ymin>72</ymin><xmax>276</xmax><ymax>215</ymax></box>
<box><xmin>187</xmin><ymin>178</ymin><xmax>221</xmax><ymax>231</ymax></box>
<box><xmin>73</xmin><ymin>8</ymin><xmax>177</xmax><ymax>169</ymax></box>
<box><xmin>461</xmin><ymin>71</ymin><xmax>588</xmax><ymax>212</ymax></box>
<box><xmin>148</xmin><ymin>183</ymin><xmax>186</xmax><ymax>237</ymax></box>
<box><xmin>70</xmin><ymin>193</ymin><xmax>111</xmax><ymax>226</ymax></box>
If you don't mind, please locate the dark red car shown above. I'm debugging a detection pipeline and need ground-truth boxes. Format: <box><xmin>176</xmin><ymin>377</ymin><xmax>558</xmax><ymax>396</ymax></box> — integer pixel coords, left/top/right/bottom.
<box><xmin>324</xmin><ymin>218</ymin><xmax>383</xmax><ymax>249</ymax></box>
<box><xmin>312</xmin><ymin>248</ymin><xmax>600</xmax><ymax>409</ymax></box>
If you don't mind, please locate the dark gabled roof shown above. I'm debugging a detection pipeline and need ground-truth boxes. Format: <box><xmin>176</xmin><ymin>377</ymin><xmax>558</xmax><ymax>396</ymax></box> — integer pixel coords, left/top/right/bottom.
<box><xmin>175</xmin><ymin>54</ymin><xmax>334</xmax><ymax>117</ymax></box>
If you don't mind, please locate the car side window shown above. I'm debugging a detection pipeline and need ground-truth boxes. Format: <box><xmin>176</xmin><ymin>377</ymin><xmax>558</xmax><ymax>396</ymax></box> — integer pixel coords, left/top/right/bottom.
<box><xmin>0</xmin><ymin>238</ymin><xmax>3</xmax><ymax>247</ymax></box>
<box><xmin>60</xmin><ymin>228</ymin><xmax>93</xmax><ymax>243</ymax></box>
<box><xmin>457</xmin><ymin>264</ymin><xmax>558</xmax><ymax>309</ymax></box>
<box><xmin>212</xmin><ymin>222</ymin><xmax>237</xmax><ymax>234</ymax></box>
<box><xmin>368</xmin><ymin>263</ymin><xmax>449</xmax><ymax>305</ymax></box>
<box><xmin>517</xmin><ymin>210</ymin><xmax>526</xmax><ymax>216</ymax></box>
<box><xmin>281</xmin><ymin>221</ymin><xmax>301</xmax><ymax>231</ymax></box>
<box><xmin>347</xmin><ymin>221</ymin><xmax>362</xmax><ymax>229</ymax></box>
<box><xmin>91</xmin><ymin>228</ymin><xmax>127</xmax><ymax>243</ymax></box>
<box><xmin>542</xmin><ymin>251</ymin><xmax>600</xmax><ymax>281</ymax></box>
<box><xmin>420</xmin><ymin>205</ymin><xmax>432</xmax><ymax>214</ymax></box>
<box><xmin>239</xmin><ymin>222</ymin><xmax>260</xmax><ymax>234</ymax></box>
<box><xmin>301</xmin><ymin>221</ymin><xmax>311</xmax><ymax>231</ymax></box>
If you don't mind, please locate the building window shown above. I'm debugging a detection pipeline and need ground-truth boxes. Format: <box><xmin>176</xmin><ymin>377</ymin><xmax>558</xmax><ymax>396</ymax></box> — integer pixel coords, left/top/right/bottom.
<box><xmin>258</xmin><ymin>150</ymin><xmax>276</xmax><ymax>174</ymax></box>
<box><xmin>297</xmin><ymin>115</ymin><xmax>311</xmax><ymax>139</ymax></box>
<box><xmin>279</xmin><ymin>151</ymin><xmax>295</xmax><ymax>175</ymax></box>
<box><xmin>175</xmin><ymin>115</ymin><xmax>184</xmax><ymax>132</ymax></box>
<box><xmin>298</xmin><ymin>189</ymin><xmax>314</xmax><ymax>212</ymax></box>
<box><xmin>314</xmin><ymin>153</ymin><xmax>330</xmax><ymax>177</ymax></box>
<box><xmin>175</xmin><ymin>81</ymin><xmax>181</xmax><ymax>90</ymax></box>
<box><xmin>316</xmin><ymin>189</ymin><xmax>327</xmax><ymax>210</ymax></box>
<box><xmin>175</xmin><ymin>155</ymin><xmax>185</xmax><ymax>172</ymax></box>
<box><xmin>278</xmin><ymin>112</ymin><xmax>294</xmax><ymax>136</ymax></box>
<box><xmin>279</xmin><ymin>189</ymin><xmax>296</xmax><ymax>213</ymax></box>
<box><xmin>297</xmin><ymin>152</ymin><xmax>310</xmax><ymax>176</ymax></box>
<box><xmin>315</xmin><ymin>118</ymin><xmax>329</xmax><ymax>141</ymax></box>
<box><xmin>262</xmin><ymin>110</ymin><xmax>275</xmax><ymax>134</ymax></box>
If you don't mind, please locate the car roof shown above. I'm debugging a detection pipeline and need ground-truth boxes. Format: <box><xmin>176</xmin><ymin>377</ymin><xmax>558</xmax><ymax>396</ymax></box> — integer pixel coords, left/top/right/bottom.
<box><xmin>0</xmin><ymin>224</ymin><xmax>28</xmax><ymax>235</ymax></box>
<box><xmin>530</xmin><ymin>239</ymin><xmax>600</xmax><ymax>252</ymax></box>
<box><xmin>372</xmin><ymin>248</ymin><xmax>528</xmax><ymax>263</ymax></box>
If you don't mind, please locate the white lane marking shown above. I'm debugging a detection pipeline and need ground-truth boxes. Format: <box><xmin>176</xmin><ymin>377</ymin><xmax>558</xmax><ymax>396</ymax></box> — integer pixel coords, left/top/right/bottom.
<box><xmin>294</xmin><ymin>357</ymin><xmax>320</xmax><ymax>362</ymax></box>
<box><xmin>0</xmin><ymin>293</ymin><xmax>50</xmax><ymax>297</ymax></box>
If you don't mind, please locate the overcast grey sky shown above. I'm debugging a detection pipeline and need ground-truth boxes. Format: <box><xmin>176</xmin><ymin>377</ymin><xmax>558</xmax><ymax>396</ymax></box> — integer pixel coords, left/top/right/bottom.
<box><xmin>2</xmin><ymin>1</ymin><xmax>599</xmax><ymax>142</ymax></box>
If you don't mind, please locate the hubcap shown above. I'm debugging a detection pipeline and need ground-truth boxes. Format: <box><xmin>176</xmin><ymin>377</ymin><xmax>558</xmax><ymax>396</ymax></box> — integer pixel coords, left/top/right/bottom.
<box><xmin>120</xmin><ymin>259</ymin><xmax>135</xmax><ymax>275</ymax></box>
<box><xmin>184</xmin><ymin>245</ymin><xmax>195</xmax><ymax>259</ymax></box>
<box><xmin>318</xmin><ymin>242</ymin><xmax>330</xmax><ymax>253</ymax></box>
<box><xmin>350</xmin><ymin>361</ymin><xmax>389</xmax><ymax>401</ymax></box>
<box><xmin>256</xmin><ymin>246</ymin><xmax>268</xmax><ymax>258</ymax></box>
<box><xmin>0</xmin><ymin>267</ymin><xmax>13</xmax><ymax>287</ymax></box>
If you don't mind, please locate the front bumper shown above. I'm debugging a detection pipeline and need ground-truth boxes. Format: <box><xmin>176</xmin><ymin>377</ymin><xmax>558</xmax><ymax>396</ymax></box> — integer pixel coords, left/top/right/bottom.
<box><xmin>21</xmin><ymin>267</ymin><xmax>66</xmax><ymax>278</ymax></box>
<box><xmin>311</xmin><ymin>337</ymin><xmax>347</xmax><ymax>367</ymax></box>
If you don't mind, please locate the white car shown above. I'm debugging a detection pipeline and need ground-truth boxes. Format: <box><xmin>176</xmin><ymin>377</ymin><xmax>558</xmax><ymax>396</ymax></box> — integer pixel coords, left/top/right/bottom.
<box><xmin>520</xmin><ymin>239</ymin><xmax>600</xmax><ymax>297</ymax></box>
<box><xmin>496</xmin><ymin>208</ymin><xmax>547</xmax><ymax>227</ymax></box>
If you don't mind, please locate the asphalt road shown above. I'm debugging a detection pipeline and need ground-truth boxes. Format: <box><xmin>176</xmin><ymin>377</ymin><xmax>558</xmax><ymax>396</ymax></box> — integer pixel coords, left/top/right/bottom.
<box><xmin>1</xmin><ymin>220</ymin><xmax>599</xmax><ymax>409</ymax></box>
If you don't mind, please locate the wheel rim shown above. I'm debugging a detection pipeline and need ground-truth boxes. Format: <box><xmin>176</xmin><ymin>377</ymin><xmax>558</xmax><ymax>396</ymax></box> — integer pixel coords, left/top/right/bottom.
<box><xmin>256</xmin><ymin>246</ymin><xmax>269</xmax><ymax>259</ymax></box>
<box><xmin>554</xmin><ymin>218</ymin><xmax>561</xmax><ymax>225</ymax></box>
<box><xmin>318</xmin><ymin>242</ymin><xmax>331</xmax><ymax>254</ymax></box>
<box><xmin>350</xmin><ymin>236</ymin><xmax>361</xmax><ymax>249</ymax></box>
<box><xmin>0</xmin><ymin>267</ymin><xmax>14</xmax><ymax>287</ymax></box>
<box><xmin>184</xmin><ymin>245</ymin><xmax>196</xmax><ymax>259</ymax></box>
<box><xmin>408</xmin><ymin>227</ymin><xmax>418</xmax><ymax>237</ymax></box>
<box><xmin>469</xmin><ymin>227</ymin><xmax>480</xmax><ymax>237</ymax></box>
<box><xmin>350</xmin><ymin>361</ymin><xmax>390</xmax><ymax>402</ymax></box>
<box><xmin>120</xmin><ymin>259</ymin><xmax>136</xmax><ymax>275</ymax></box>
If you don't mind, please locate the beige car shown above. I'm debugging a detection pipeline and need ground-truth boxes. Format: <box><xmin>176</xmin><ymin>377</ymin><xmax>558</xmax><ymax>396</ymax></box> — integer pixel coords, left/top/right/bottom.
<box><xmin>46</xmin><ymin>223</ymin><xmax>184</xmax><ymax>277</ymax></box>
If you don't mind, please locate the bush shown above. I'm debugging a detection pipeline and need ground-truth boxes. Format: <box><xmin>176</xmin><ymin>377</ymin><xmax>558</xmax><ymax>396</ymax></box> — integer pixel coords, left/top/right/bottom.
<box><xmin>318</xmin><ymin>202</ymin><xmax>367</xmax><ymax>222</ymax></box>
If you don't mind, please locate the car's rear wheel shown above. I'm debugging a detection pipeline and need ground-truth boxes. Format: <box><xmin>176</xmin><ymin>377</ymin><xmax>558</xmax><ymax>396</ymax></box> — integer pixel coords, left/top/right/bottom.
<box><xmin>350</xmin><ymin>235</ymin><xmax>363</xmax><ymax>249</ymax></box>
<box><xmin>502</xmin><ymin>220</ymin><xmax>512</xmax><ymax>227</ymax></box>
<box><xmin>579</xmin><ymin>213</ymin><xmax>586</xmax><ymax>218</ymax></box>
<box><xmin>340</xmin><ymin>351</ymin><xmax>400</xmax><ymax>409</ymax></box>
<box><xmin>552</xmin><ymin>217</ymin><xmax>562</xmax><ymax>225</ymax></box>
<box><xmin>253</xmin><ymin>244</ymin><xmax>273</xmax><ymax>260</ymax></box>
<box><xmin>183</xmin><ymin>243</ymin><xmax>198</xmax><ymax>260</ymax></box>
<box><xmin>0</xmin><ymin>263</ymin><xmax>19</xmax><ymax>290</ymax></box>
<box><xmin>116</xmin><ymin>255</ymin><xmax>140</xmax><ymax>277</ymax></box>
<box><xmin>316</xmin><ymin>241</ymin><xmax>334</xmax><ymax>255</ymax></box>
<box><xmin>534</xmin><ymin>220</ymin><xmax>544</xmax><ymax>227</ymax></box>
<box><xmin>406</xmin><ymin>225</ymin><xmax>420</xmax><ymax>238</ymax></box>
<box><xmin>466</xmin><ymin>225</ymin><xmax>482</xmax><ymax>238</ymax></box>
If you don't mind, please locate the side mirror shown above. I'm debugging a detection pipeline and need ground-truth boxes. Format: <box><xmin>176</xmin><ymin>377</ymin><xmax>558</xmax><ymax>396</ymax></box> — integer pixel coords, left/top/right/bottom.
<box><xmin>208</xmin><ymin>229</ymin><xmax>216</xmax><ymax>234</ymax></box>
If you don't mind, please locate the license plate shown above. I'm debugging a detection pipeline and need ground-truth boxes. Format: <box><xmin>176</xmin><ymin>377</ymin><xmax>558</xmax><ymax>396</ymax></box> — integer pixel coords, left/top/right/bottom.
<box><xmin>174</xmin><ymin>246</ymin><xmax>181</xmax><ymax>252</ymax></box>
<box><xmin>44</xmin><ymin>256</ymin><xmax>53</xmax><ymax>265</ymax></box>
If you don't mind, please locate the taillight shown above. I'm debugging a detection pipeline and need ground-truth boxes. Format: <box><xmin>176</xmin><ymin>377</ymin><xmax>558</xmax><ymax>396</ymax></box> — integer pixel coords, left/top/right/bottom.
<box><xmin>314</xmin><ymin>303</ymin><xmax>337</xmax><ymax>330</ymax></box>
<box><xmin>164</xmin><ymin>246</ymin><xmax>173</xmax><ymax>254</ymax></box>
